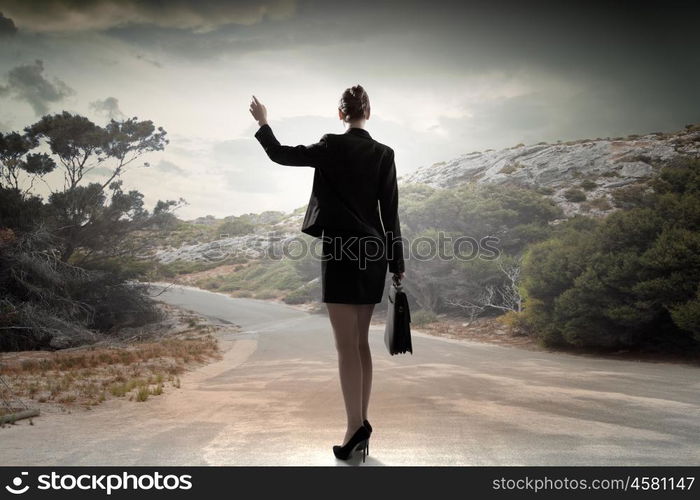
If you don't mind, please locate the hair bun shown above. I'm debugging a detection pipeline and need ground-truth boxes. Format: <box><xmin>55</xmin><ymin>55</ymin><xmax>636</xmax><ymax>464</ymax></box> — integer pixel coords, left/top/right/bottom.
<box><xmin>339</xmin><ymin>84</ymin><xmax>370</xmax><ymax>122</ymax></box>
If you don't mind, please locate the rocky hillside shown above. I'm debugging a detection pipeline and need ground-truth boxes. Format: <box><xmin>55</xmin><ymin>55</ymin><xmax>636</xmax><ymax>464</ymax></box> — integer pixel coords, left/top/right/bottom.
<box><xmin>143</xmin><ymin>211</ymin><xmax>302</xmax><ymax>264</ymax></box>
<box><xmin>151</xmin><ymin>229</ymin><xmax>298</xmax><ymax>264</ymax></box>
<box><xmin>401</xmin><ymin>124</ymin><xmax>700</xmax><ymax>217</ymax></box>
<box><xmin>147</xmin><ymin>125</ymin><xmax>700</xmax><ymax>264</ymax></box>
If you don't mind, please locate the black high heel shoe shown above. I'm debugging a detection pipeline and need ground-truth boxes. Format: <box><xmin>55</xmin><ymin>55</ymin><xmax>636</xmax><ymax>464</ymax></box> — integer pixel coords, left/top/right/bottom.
<box><xmin>333</xmin><ymin>425</ymin><xmax>370</xmax><ymax>462</ymax></box>
<box><xmin>362</xmin><ymin>420</ymin><xmax>372</xmax><ymax>457</ymax></box>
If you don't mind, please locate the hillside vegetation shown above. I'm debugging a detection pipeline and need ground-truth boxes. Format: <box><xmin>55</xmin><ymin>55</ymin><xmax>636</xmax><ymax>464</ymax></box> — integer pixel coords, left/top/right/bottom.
<box><xmin>134</xmin><ymin>125</ymin><xmax>700</xmax><ymax>355</ymax></box>
<box><xmin>6</xmin><ymin>117</ymin><xmax>698</xmax><ymax>356</ymax></box>
<box><xmin>0</xmin><ymin>112</ymin><xmax>180</xmax><ymax>351</ymax></box>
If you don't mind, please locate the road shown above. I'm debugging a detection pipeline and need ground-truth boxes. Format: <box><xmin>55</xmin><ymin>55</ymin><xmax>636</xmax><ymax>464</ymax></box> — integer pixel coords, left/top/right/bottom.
<box><xmin>2</xmin><ymin>284</ymin><xmax>699</xmax><ymax>465</ymax></box>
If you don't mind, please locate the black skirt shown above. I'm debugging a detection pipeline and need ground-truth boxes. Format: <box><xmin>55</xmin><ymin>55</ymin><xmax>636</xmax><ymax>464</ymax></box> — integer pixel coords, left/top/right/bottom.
<box><xmin>320</xmin><ymin>230</ymin><xmax>388</xmax><ymax>304</ymax></box>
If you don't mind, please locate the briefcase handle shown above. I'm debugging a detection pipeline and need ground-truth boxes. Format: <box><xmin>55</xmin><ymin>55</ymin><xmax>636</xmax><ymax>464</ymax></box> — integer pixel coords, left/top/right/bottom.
<box><xmin>388</xmin><ymin>274</ymin><xmax>403</xmax><ymax>304</ymax></box>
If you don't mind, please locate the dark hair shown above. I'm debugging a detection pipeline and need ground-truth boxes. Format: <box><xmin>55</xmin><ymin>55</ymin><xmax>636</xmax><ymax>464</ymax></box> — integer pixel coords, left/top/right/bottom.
<box><xmin>338</xmin><ymin>84</ymin><xmax>370</xmax><ymax>122</ymax></box>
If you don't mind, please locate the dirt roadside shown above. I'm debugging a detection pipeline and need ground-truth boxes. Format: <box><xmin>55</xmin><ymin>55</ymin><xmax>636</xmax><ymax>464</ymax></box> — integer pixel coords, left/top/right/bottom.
<box><xmin>0</xmin><ymin>302</ymin><xmax>241</xmax><ymax>425</ymax></box>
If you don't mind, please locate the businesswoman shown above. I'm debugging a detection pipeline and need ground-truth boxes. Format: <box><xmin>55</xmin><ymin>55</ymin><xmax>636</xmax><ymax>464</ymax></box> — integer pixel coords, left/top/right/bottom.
<box><xmin>250</xmin><ymin>85</ymin><xmax>405</xmax><ymax>462</ymax></box>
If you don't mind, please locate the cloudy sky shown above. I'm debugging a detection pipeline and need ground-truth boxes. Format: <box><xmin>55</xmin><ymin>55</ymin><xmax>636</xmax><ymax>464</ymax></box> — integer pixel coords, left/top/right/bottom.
<box><xmin>1</xmin><ymin>0</ymin><xmax>698</xmax><ymax>220</ymax></box>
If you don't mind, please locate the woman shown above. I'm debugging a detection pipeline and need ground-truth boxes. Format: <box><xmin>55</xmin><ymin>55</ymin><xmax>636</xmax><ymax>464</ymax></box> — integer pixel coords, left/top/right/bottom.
<box><xmin>250</xmin><ymin>85</ymin><xmax>405</xmax><ymax>462</ymax></box>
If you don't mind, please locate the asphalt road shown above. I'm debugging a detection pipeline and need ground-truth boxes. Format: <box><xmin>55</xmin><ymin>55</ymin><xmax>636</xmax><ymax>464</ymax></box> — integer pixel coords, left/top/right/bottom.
<box><xmin>2</xmin><ymin>284</ymin><xmax>699</xmax><ymax>466</ymax></box>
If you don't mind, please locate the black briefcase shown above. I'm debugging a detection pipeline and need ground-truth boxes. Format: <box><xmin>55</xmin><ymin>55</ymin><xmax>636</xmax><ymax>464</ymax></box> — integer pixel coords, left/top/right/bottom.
<box><xmin>384</xmin><ymin>276</ymin><xmax>413</xmax><ymax>355</ymax></box>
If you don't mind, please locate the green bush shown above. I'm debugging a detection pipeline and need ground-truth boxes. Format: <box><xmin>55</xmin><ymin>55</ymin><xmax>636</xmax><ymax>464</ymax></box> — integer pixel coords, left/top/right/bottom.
<box><xmin>189</xmin><ymin>258</ymin><xmax>307</xmax><ymax>297</ymax></box>
<box><xmin>563</xmin><ymin>188</ymin><xmax>586</xmax><ymax>202</ymax></box>
<box><xmin>400</xmin><ymin>182</ymin><xmax>562</xmax><ymax>313</ymax></box>
<box><xmin>586</xmin><ymin>196</ymin><xmax>612</xmax><ymax>211</ymax></box>
<box><xmin>520</xmin><ymin>157</ymin><xmax>700</xmax><ymax>351</ymax></box>
<box><xmin>284</xmin><ymin>281</ymin><xmax>320</xmax><ymax>304</ymax></box>
<box><xmin>218</xmin><ymin>216</ymin><xmax>255</xmax><ymax>236</ymax></box>
<box><xmin>498</xmin><ymin>310</ymin><xmax>531</xmax><ymax>335</ymax></box>
<box><xmin>611</xmin><ymin>183</ymin><xmax>653</xmax><ymax>209</ymax></box>
<box><xmin>153</xmin><ymin>256</ymin><xmax>245</xmax><ymax>279</ymax></box>
<box><xmin>0</xmin><ymin>187</ymin><xmax>46</xmax><ymax>232</ymax></box>
<box><xmin>670</xmin><ymin>288</ymin><xmax>700</xmax><ymax>338</ymax></box>
<box><xmin>0</xmin><ymin>229</ymin><xmax>164</xmax><ymax>351</ymax></box>
<box><xmin>579</xmin><ymin>179</ymin><xmax>597</xmax><ymax>191</ymax></box>
<box><xmin>78</xmin><ymin>254</ymin><xmax>157</xmax><ymax>280</ymax></box>
<box><xmin>412</xmin><ymin>309</ymin><xmax>438</xmax><ymax>326</ymax></box>
<box><xmin>499</xmin><ymin>162</ymin><xmax>520</xmax><ymax>174</ymax></box>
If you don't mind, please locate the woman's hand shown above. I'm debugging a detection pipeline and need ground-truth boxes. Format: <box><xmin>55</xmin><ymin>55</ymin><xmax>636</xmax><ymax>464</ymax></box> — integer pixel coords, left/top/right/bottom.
<box><xmin>249</xmin><ymin>95</ymin><xmax>268</xmax><ymax>127</ymax></box>
<box><xmin>393</xmin><ymin>271</ymin><xmax>405</xmax><ymax>283</ymax></box>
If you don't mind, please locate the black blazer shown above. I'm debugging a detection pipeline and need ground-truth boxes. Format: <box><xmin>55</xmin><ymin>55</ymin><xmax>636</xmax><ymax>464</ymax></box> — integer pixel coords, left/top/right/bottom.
<box><xmin>254</xmin><ymin>123</ymin><xmax>405</xmax><ymax>273</ymax></box>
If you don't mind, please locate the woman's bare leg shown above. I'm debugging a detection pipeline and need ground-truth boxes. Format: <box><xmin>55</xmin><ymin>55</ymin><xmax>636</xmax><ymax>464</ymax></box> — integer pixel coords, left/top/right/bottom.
<box><xmin>326</xmin><ymin>303</ymin><xmax>364</xmax><ymax>445</ymax></box>
<box><xmin>357</xmin><ymin>304</ymin><xmax>375</xmax><ymax>421</ymax></box>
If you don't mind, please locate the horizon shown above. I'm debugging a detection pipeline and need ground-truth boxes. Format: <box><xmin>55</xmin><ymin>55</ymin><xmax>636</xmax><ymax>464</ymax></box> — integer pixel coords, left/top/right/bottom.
<box><xmin>1</xmin><ymin>0</ymin><xmax>699</xmax><ymax>219</ymax></box>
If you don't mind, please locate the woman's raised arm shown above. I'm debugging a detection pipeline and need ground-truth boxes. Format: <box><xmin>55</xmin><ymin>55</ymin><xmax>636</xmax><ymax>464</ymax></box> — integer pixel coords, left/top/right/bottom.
<box><xmin>250</xmin><ymin>94</ymin><xmax>330</xmax><ymax>167</ymax></box>
<box><xmin>254</xmin><ymin>123</ymin><xmax>330</xmax><ymax>168</ymax></box>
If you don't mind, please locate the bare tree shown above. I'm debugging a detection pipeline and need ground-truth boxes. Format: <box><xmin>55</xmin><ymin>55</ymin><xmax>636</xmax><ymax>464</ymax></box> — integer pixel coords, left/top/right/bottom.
<box><xmin>446</xmin><ymin>257</ymin><xmax>523</xmax><ymax>319</ymax></box>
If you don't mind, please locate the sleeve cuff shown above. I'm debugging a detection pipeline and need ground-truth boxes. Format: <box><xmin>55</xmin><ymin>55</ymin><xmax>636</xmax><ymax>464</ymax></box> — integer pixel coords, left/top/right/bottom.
<box><xmin>254</xmin><ymin>123</ymin><xmax>271</xmax><ymax>140</ymax></box>
<box><xmin>389</xmin><ymin>262</ymin><xmax>404</xmax><ymax>274</ymax></box>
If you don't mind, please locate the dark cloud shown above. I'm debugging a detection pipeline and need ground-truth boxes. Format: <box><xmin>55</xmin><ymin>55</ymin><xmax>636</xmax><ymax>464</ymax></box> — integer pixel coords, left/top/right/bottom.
<box><xmin>0</xmin><ymin>0</ymin><xmax>294</xmax><ymax>32</ymax></box>
<box><xmin>1</xmin><ymin>0</ymin><xmax>698</xmax><ymax>150</ymax></box>
<box><xmin>92</xmin><ymin>1</ymin><xmax>699</xmax><ymax>70</ymax></box>
<box><xmin>1</xmin><ymin>59</ymin><xmax>75</xmax><ymax>115</ymax></box>
<box><xmin>95</xmin><ymin>0</ymin><xmax>700</xmax><ymax>140</ymax></box>
<box><xmin>8</xmin><ymin>1</ymin><xmax>698</xmax><ymax>88</ymax></box>
<box><xmin>103</xmin><ymin>7</ymin><xmax>381</xmax><ymax>62</ymax></box>
<box><xmin>89</xmin><ymin>96</ymin><xmax>124</xmax><ymax>120</ymax></box>
<box><xmin>0</xmin><ymin>11</ymin><xmax>17</xmax><ymax>35</ymax></box>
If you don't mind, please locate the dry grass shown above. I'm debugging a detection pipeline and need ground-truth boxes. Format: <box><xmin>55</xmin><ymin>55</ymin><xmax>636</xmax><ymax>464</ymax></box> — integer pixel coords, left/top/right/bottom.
<box><xmin>372</xmin><ymin>314</ymin><xmax>542</xmax><ymax>350</ymax></box>
<box><xmin>1</xmin><ymin>336</ymin><xmax>219</xmax><ymax>409</ymax></box>
<box><xmin>0</xmin><ymin>303</ymin><xmax>230</xmax><ymax>417</ymax></box>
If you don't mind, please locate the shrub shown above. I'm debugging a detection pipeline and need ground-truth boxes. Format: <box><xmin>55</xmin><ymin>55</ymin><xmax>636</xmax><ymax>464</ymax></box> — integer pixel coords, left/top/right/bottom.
<box><xmin>563</xmin><ymin>188</ymin><xmax>587</xmax><ymax>202</ymax></box>
<box><xmin>579</xmin><ymin>179</ymin><xmax>597</xmax><ymax>191</ymax></box>
<box><xmin>502</xmin><ymin>161</ymin><xmax>526</xmax><ymax>174</ymax></box>
<box><xmin>611</xmin><ymin>183</ymin><xmax>653</xmax><ymax>209</ymax></box>
<box><xmin>0</xmin><ymin>187</ymin><xmax>46</xmax><ymax>232</ymax></box>
<box><xmin>587</xmin><ymin>196</ymin><xmax>612</xmax><ymax>211</ymax></box>
<box><xmin>498</xmin><ymin>310</ymin><xmax>531</xmax><ymax>335</ymax></box>
<box><xmin>136</xmin><ymin>386</ymin><xmax>150</xmax><ymax>402</ymax></box>
<box><xmin>520</xmin><ymin>158</ymin><xmax>700</xmax><ymax>352</ymax></box>
<box><xmin>0</xmin><ymin>228</ymin><xmax>164</xmax><ymax>351</ymax></box>
<box><xmin>284</xmin><ymin>281</ymin><xmax>320</xmax><ymax>304</ymax></box>
<box><xmin>218</xmin><ymin>217</ymin><xmax>255</xmax><ymax>236</ymax></box>
<box><xmin>498</xmin><ymin>162</ymin><xmax>519</xmax><ymax>174</ymax></box>
<box><xmin>412</xmin><ymin>309</ymin><xmax>438</xmax><ymax>326</ymax></box>
<box><xmin>400</xmin><ymin>183</ymin><xmax>562</xmax><ymax>314</ymax></box>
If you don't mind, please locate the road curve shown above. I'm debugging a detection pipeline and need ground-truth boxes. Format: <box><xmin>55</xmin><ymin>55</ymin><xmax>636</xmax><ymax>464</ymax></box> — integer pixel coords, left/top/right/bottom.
<box><xmin>2</xmin><ymin>284</ymin><xmax>699</xmax><ymax>466</ymax></box>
